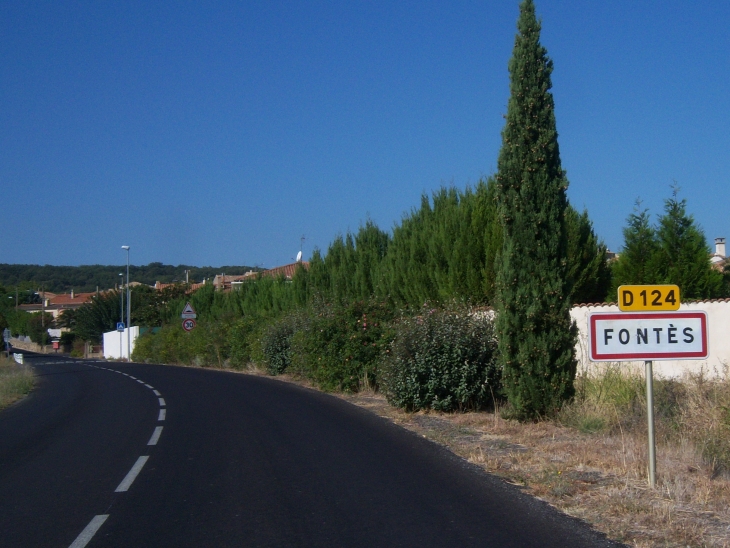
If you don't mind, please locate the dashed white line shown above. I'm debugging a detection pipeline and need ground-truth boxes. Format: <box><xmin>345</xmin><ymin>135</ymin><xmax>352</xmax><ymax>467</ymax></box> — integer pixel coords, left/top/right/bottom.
<box><xmin>68</xmin><ymin>514</ymin><xmax>109</xmax><ymax>548</ymax></box>
<box><xmin>153</xmin><ymin>389</ymin><xmax>161</xmax><ymax>396</ymax></box>
<box><xmin>158</xmin><ymin>408</ymin><xmax>166</xmax><ymax>421</ymax></box>
<box><xmin>145</xmin><ymin>384</ymin><xmax>153</xmax><ymax>389</ymax></box>
<box><xmin>136</xmin><ymin>379</ymin><xmax>144</xmax><ymax>384</ymax></box>
<box><xmin>147</xmin><ymin>426</ymin><xmax>163</xmax><ymax>446</ymax></box>
<box><xmin>158</xmin><ymin>397</ymin><xmax>166</xmax><ymax>407</ymax></box>
<box><xmin>115</xmin><ymin>456</ymin><xmax>149</xmax><ymax>492</ymax></box>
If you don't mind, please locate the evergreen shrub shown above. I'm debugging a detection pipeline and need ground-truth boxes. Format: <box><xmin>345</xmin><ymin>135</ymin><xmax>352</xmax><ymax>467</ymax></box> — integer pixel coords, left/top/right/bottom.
<box><xmin>380</xmin><ymin>306</ymin><xmax>500</xmax><ymax>412</ymax></box>
<box><xmin>133</xmin><ymin>319</ymin><xmax>233</xmax><ymax>367</ymax></box>
<box><xmin>260</xmin><ymin>312</ymin><xmax>305</xmax><ymax>375</ymax></box>
<box><xmin>291</xmin><ymin>300</ymin><xmax>395</xmax><ymax>392</ymax></box>
<box><xmin>227</xmin><ymin>316</ymin><xmax>262</xmax><ymax>369</ymax></box>
<box><xmin>133</xmin><ymin>323</ymin><xmax>188</xmax><ymax>364</ymax></box>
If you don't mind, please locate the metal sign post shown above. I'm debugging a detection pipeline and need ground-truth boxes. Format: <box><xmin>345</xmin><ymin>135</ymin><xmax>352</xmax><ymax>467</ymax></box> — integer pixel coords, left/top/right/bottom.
<box><xmin>3</xmin><ymin>328</ymin><xmax>10</xmax><ymax>357</ymax></box>
<box><xmin>645</xmin><ymin>360</ymin><xmax>656</xmax><ymax>488</ymax></box>
<box><xmin>117</xmin><ymin>322</ymin><xmax>125</xmax><ymax>360</ymax></box>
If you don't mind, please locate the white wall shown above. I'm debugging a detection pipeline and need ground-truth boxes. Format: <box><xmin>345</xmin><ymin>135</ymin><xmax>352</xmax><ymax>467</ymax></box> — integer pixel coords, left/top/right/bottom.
<box><xmin>103</xmin><ymin>326</ymin><xmax>140</xmax><ymax>360</ymax></box>
<box><xmin>571</xmin><ymin>300</ymin><xmax>730</xmax><ymax>378</ymax></box>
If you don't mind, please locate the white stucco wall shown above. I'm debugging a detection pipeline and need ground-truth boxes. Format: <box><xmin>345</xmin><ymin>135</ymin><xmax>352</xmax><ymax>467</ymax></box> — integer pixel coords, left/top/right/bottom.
<box><xmin>571</xmin><ymin>300</ymin><xmax>730</xmax><ymax>378</ymax></box>
<box><xmin>103</xmin><ymin>326</ymin><xmax>140</xmax><ymax>359</ymax></box>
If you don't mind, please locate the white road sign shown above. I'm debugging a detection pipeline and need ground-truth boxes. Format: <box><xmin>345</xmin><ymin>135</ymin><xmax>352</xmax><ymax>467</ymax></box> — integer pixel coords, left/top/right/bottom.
<box><xmin>181</xmin><ymin>302</ymin><xmax>197</xmax><ymax>319</ymax></box>
<box><xmin>588</xmin><ymin>311</ymin><xmax>708</xmax><ymax>361</ymax></box>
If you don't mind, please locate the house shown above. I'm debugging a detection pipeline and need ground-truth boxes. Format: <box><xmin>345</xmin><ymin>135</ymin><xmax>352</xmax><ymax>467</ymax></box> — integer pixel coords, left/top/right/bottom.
<box><xmin>259</xmin><ymin>261</ymin><xmax>309</xmax><ymax>281</ymax></box>
<box><xmin>47</xmin><ymin>291</ymin><xmax>97</xmax><ymax>319</ymax></box>
<box><xmin>154</xmin><ymin>280</ymin><xmax>207</xmax><ymax>293</ymax></box>
<box><xmin>212</xmin><ymin>271</ymin><xmax>258</xmax><ymax>291</ymax></box>
<box><xmin>212</xmin><ymin>262</ymin><xmax>310</xmax><ymax>291</ymax></box>
<box><xmin>17</xmin><ymin>290</ymin><xmax>96</xmax><ymax>320</ymax></box>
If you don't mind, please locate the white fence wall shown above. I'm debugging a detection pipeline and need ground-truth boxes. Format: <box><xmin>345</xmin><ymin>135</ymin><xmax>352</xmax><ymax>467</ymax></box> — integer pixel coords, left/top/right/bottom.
<box><xmin>571</xmin><ymin>300</ymin><xmax>730</xmax><ymax>378</ymax></box>
<box><xmin>103</xmin><ymin>326</ymin><xmax>140</xmax><ymax>360</ymax></box>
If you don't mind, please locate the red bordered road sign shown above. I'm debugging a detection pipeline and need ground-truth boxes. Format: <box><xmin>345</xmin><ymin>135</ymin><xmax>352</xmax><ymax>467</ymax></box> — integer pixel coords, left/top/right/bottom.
<box><xmin>182</xmin><ymin>318</ymin><xmax>197</xmax><ymax>332</ymax></box>
<box><xmin>181</xmin><ymin>302</ymin><xmax>197</xmax><ymax>319</ymax></box>
<box><xmin>588</xmin><ymin>311</ymin><xmax>708</xmax><ymax>362</ymax></box>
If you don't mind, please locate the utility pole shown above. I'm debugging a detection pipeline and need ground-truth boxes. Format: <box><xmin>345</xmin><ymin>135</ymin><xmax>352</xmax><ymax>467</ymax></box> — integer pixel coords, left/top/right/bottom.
<box><xmin>122</xmin><ymin>246</ymin><xmax>131</xmax><ymax>361</ymax></box>
<box><xmin>119</xmin><ymin>273</ymin><xmax>124</xmax><ymax>360</ymax></box>
<box><xmin>41</xmin><ymin>286</ymin><xmax>45</xmax><ymax>353</ymax></box>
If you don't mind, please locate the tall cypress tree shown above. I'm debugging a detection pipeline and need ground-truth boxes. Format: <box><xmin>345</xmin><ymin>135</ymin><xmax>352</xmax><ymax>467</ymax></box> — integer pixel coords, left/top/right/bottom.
<box><xmin>494</xmin><ymin>0</ymin><xmax>576</xmax><ymax>419</ymax></box>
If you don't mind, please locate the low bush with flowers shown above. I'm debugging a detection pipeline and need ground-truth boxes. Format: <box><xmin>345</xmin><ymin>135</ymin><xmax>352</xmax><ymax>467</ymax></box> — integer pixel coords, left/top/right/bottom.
<box><xmin>291</xmin><ymin>300</ymin><xmax>396</xmax><ymax>392</ymax></box>
<box><xmin>380</xmin><ymin>305</ymin><xmax>500</xmax><ymax>412</ymax></box>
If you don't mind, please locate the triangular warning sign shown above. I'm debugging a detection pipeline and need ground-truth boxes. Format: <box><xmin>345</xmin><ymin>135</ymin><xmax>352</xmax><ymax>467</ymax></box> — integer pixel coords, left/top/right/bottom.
<box><xmin>182</xmin><ymin>302</ymin><xmax>196</xmax><ymax>315</ymax></box>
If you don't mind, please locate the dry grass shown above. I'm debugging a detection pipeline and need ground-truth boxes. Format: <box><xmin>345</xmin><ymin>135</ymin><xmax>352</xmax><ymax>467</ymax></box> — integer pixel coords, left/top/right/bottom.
<box><xmin>337</xmin><ymin>367</ymin><xmax>730</xmax><ymax>548</ymax></box>
<box><xmin>0</xmin><ymin>353</ymin><xmax>35</xmax><ymax>409</ymax></box>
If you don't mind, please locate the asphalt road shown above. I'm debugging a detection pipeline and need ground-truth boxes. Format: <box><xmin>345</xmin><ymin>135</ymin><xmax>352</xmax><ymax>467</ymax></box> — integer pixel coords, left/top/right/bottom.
<box><xmin>0</xmin><ymin>352</ymin><xmax>623</xmax><ymax>547</ymax></box>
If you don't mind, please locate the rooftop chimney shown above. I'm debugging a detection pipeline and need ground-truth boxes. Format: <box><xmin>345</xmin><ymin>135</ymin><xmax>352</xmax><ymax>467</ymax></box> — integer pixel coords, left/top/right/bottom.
<box><xmin>716</xmin><ymin>237</ymin><xmax>726</xmax><ymax>258</ymax></box>
<box><xmin>71</xmin><ymin>289</ymin><xmax>74</xmax><ymax>299</ymax></box>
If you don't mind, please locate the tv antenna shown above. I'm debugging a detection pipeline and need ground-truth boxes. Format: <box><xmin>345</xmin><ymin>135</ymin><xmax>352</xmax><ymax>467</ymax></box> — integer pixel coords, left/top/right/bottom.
<box><xmin>295</xmin><ymin>235</ymin><xmax>306</xmax><ymax>262</ymax></box>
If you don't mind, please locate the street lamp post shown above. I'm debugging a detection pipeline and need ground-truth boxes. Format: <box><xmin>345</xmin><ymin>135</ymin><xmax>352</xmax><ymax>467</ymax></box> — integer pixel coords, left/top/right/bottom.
<box><xmin>122</xmin><ymin>246</ymin><xmax>130</xmax><ymax>361</ymax></box>
<box><xmin>119</xmin><ymin>272</ymin><xmax>124</xmax><ymax>360</ymax></box>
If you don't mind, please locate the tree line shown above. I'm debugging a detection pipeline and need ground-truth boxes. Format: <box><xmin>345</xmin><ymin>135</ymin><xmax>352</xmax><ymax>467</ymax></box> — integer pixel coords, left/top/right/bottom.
<box><xmin>611</xmin><ymin>190</ymin><xmax>727</xmax><ymax>299</ymax></box>
<box><xmin>0</xmin><ymin>263</ymin><xmax>258</xmax><ymax>294</ymax></box>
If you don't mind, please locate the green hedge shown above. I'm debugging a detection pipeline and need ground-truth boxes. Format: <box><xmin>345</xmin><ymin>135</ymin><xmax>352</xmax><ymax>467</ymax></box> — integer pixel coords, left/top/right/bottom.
<box><xmin>260</xmin><ymin>312</ymin><xmax>304</xmax><ymax>375</ymax></box>
<box><xmin>133</xmin><ymin>317</ymin><xmax>245</xmax><ymax>368</ymax></box>
<box><xmin>380</xmin><ymin>307</ymin><xmax>500</xmax><ymax>412</ymax></box>
<box><xmin>290</xmin><ymin>300</ymin><xmax>396</xmax><ymax>392</ymax></box>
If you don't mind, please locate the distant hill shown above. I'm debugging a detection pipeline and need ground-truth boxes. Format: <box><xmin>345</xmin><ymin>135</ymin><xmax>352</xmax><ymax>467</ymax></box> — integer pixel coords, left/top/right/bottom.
<box><xmin>0</xmin><ymin>263</ymin><xmax>260</xmax><ymax>293</ymax></box>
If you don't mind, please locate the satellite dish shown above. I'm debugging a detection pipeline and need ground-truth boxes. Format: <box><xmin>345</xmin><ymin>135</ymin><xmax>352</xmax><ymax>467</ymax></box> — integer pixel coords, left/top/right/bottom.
<box><xmin>296</xmin><ymin>251</ymin><xmax>302</xmax><ymax>262</ymax></box>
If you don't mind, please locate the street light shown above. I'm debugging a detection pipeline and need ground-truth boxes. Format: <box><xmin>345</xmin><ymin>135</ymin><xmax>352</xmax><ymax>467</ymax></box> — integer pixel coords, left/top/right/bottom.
<box><xmin>119</xmin><ymin>272</ymin><xmax>124</xmax><ymax>360</ymax></box>
<box><xmin>122</xmin><ymin>246</ymin><xmax>130</xmax><ymax>361</ymax></box>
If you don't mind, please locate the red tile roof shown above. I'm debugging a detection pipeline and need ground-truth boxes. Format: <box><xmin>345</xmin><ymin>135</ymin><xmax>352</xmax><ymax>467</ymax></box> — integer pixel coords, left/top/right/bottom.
<box><xmin>260</xmin><ymin>262</ymin><xmax>309</xmax><ymax>280</ymax></box>
<box><xmin>48</xmin><ymin>292</ymin><xmax>96</xmax><ymax>306</ymax></box>
<box><xmin>155</xmin><ymin>281</ymin><xmax>207</xmax><ymax>293</ymax></box>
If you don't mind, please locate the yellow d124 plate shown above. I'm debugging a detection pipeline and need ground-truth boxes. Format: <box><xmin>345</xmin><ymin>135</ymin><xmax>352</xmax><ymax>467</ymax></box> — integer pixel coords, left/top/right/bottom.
<box><xmin>617</xmin><ymin>285</ymin><xmax>681</xmax><ymax>311</ymax></box>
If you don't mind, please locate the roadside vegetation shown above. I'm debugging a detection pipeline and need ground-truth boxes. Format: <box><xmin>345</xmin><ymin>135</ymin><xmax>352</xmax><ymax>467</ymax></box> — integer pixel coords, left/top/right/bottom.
<box><xmin>333</xmin><ymin>364</ymin><xmax>730</xmax><ymax>547</ymax></box>
<box><xmin>0</xmin><ymin>354</ymin><xmax>34</xmax><ymax>410</ymax></box>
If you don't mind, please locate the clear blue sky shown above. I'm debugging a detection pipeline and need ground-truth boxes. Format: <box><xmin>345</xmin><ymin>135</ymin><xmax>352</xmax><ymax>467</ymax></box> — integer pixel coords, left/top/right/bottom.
<box><xmin>2</xmin><ymin>1</ymin><xmax>728</xmax><ymax>271</ymax></box>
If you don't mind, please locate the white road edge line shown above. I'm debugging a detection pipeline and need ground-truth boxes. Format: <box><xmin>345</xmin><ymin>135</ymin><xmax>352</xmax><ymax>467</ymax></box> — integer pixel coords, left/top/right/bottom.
<box><xmin>68</xmin><ymin>514</ymin><xmax>109</xmax><ymax>548</ymax></box>
<box><xmin>158</xmin><ymin>409</ymin><xmax>166</xmax><ymax>421</ymax></box>
<box><xmin>147</xmin><ymin>426</ymin><xmax>163</xmax><ymax>445</ymax></box>
<box><xmin>153</xmin><ymin>389</ymin><xmax>161</xmax><ymax>396</ymax></box>
<box><xmin>158</xmin><ymin>397</ymin><xmax>166</xmax><ymax>407</ymax></box>
<box><xmin>115</xmin><ymin>456</ymin><xmax>149</xmax><ymax>492</ymax></box>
